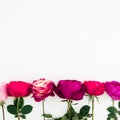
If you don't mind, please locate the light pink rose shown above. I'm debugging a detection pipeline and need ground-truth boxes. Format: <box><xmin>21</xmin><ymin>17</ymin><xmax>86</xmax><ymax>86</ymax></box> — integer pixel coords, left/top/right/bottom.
<box><xmin>0</xmin><ymin>84</ymin><xmax>8</xmax><ymax>103</ymax></box>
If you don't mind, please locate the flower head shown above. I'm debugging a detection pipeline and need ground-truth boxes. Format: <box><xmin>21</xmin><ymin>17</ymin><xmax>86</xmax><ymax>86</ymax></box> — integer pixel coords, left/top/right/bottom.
<box><xmin>32</xmin><ymin>78</ymin><xmax>55</xmax><ymax>102</ymax></box>
<box><xmin>84</xmin><ymin>81</ymin><xmax>105</xmax><ymax>96</ymax></box>
<box><xmin>105</xmin><ymin>81</ymin><xmax>120</xmax><ymax>100</ymax></box>
<box><xmin>0</xmin><ymin>84</ymin><xmax>8</xmax><ymax>103</ymax></box>
<box><xmin>7</xmin><ymin>81</ymin><xmax>32</xmax><ymax>97</ymax></box>
<box><xmin>55</xmin><ymin>80</ymin><xmax>85</xmax><ymax>100</ymax></box>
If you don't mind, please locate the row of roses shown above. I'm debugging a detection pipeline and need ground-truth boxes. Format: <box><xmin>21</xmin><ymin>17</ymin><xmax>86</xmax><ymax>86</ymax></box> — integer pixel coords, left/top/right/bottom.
<box><xmin>0</xmin><ymin>79</ymin><xmax>120</xmax><ymax>120</ymax></box>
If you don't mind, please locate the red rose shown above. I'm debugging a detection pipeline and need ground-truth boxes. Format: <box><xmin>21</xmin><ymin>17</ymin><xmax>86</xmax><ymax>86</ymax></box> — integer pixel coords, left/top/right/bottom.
<box><xmin>7</xmin><ymin>81</ymin><xmax>32</xmax><ymax>97</ymax></box>
<box><xmin>84</xmin><ymin>81</ymin><xmax>105</xmax><ymax>96</ymax></box>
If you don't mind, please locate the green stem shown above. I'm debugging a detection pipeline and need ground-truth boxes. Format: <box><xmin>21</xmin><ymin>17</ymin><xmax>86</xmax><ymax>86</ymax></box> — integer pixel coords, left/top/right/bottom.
<box><xmin>67</xmin><ymin>99</ymin><xmax>71</xmax><ymax>119</ymax></box>
<box><xmin>92</xmin><ymin>96</ymin><xmax>94</xmax><ymax>120</ymax></box>
<box><xmin>112</xmin><ymin>100</ymin><xmax>114</xmax><ymax>107</ymax></box>
<box><xmin>112</xmin><ymin>100</ymin><xmax>118</xmax><ymax>119</ymax></box>
<box><xmin>17</xmin><ymin>97</ymin><xmax>20</xmax><ymax>120</ymax></box>
<box><xmin>42</xmin><ymin>100</ymin><xmax>45</xmax><ymax>120</ymax></box>
<box><xmin>1</xmin><ymin>104</ymin><xmax>5</xmax><ymax>120</ymax></box>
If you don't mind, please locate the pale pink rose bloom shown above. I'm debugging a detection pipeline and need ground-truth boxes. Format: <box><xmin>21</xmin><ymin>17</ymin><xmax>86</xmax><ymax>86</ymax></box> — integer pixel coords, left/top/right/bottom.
<box><xmin>0</xmin><ymin>84</ymin><xmax>8</xmax><ymax>103</ymax></box>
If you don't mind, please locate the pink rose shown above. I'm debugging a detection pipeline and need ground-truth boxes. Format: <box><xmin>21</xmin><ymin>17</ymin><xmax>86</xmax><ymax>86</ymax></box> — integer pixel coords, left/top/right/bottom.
<box><xmin>84</xmin><ymin>81</ymin><xmax>105</xmax><ymax>96</ymax></box>
<box><xmin>55</xmin><ymin>80</ymin><xmax>85</xmax><ymax>100</ymax></box>
<box><xmin>0</xmin><ymin>84</ymin><xmax>8</xmax><ymax>103</ymax></box>
<box><xmin>105</xmin><ymin>81</ymin><xmax>120</xmax><ymax>100</ymax></box>
<box><xmin>32</xmin><ymin>78</ymin><xmax>55</xmax><ymax>102</ymax></box>
<box><xmin>7</xmin><ymin>81</ymin><xmax>32</xmax><ymax>97</ymax></box>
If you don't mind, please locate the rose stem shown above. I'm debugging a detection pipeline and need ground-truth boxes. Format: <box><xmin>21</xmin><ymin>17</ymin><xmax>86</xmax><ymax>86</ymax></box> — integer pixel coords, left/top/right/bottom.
<box><xmin>67</xmin><ymin>99</ymin><xmax>71</xmax><ymax>119</ymax></box>
<box><xmin>42</xmin><ymin>100</ymin><xmax>45</xmax><ymax>120</ymax></box>
<box><xmin>92</xmin><ymin>96</ymin><xmax>94</xmax><ymax>120</ymax></box>
<box><xmin>112</xmin><ymin>100</ymin><xmax>117</xmax><ymax>119</ymax></box>
<box><xmin>112</xmin><ymin>100</ymin><xmax>114</xmax><ymax>107</ymax></box>
<box><xmin>1</xmin><ymin>104</ymin><xmax>5</xmax><ymax>120</ymax></box>
<box><xmin>17</xmin><ymin>97</ymin><xmax>20</xmax><ymax>120</ymax></box>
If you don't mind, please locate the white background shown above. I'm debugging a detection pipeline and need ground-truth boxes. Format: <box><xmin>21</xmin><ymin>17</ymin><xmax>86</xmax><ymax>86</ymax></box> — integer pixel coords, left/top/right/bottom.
<box><xmin>0</xmin><ymin>0</ymin><xmax>120</xmax><ymax>120</ymax></box>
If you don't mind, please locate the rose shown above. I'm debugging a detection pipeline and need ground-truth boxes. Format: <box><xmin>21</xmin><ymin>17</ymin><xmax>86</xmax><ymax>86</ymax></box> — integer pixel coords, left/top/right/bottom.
<box><xmin>55</xmin><ymin>80</ymin><xmax>85</xmax><ymax>100</ymax></box>
<box><xmin>84</xmin><ymin>81</ymin><xmax>105</xmax><ymax>96</ymax></box>
<box><xmin>0</xmin><ymin>84</ymin><xmax>7</xmax><ymax>103</ymax></box>
<box><xmin>53</xmin><ymin>80</ymin><xmax>88</xmax><ymax>120</ymax></box>
<box><xmin>32</xmin><ymin>78</ymin><xmax>55</xmax><ymax>120</ymax></box>
<box><xmin>0</xmin><ymin>84</ymin><xmax>8</xmax><ymax>120</ymax></box>
<box><xmin>83</xmin><ymin>81</ymin><xmax>105</xmax><ymax>120</ymax></box>
<box><xmin>105</xmin><ymin>81</ymin><xmax>120</xmax><ymax>100</ymax></box>
<box><xmin>7</xmin><ymin>81</ymin><xmax>33</xmax><ymax>120</ymax></box>
<box><xmin>105</xmin><ymin>81</ymin><xmax>120</xmax><ymax>119</ymax></box>
<box><xmin>32</xmin><ymin>78</ymin><xmax>55</xmax><ymax>102</ymax></box>
<box><xmin>7</xmin><ymin>81</ymin><xmax>32</xmax><ymax>97</ymax></box>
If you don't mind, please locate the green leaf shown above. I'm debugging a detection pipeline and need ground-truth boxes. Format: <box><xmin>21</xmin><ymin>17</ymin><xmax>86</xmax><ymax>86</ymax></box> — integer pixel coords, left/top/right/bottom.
<box><xmin>107</xmin><ymin>113</ymin><xmax>118</xmax><ymax>120</ymax></box>
<box><xmin>70</xmin><ymin>105</ymin><xmax>76</xmax><ymax>114</ymax></box>
<box><xmin>79</xmin><ymin>105</ymin><xmax>90</xmax><ymax>116</ymax></box>
<box><xmin>62</xmin><ymin>116</ymin><xmax>69</xmax><ymax>120</ymax></box>
<box><xmin>107</xmin><ymin>106</ymin><xmax>117</xmax><ymax>113</ymax></box>
<box><xmin>118</xmin><ymin>101</ymin><xmax>120</xmax><ymax>109</ymax></box>
<box><xmin>54</xmin><ymin>117</ymin><xmax>62</xmax><ymax>120</ymax></box>
<box><xmin>14</xmin><ymin>97</ymin><xmax>24</xmax><ymax>109</ymax></box>
<box><xmin>7</xmin><ymin>105</ymin><xmax>17</xmax><ymax>115</ymax></box>
<box><xmin>80</xmin><ymin>114</ymin><xmax>92</xmax><ymax>120</ymax></box>
<box><xmin>107</xmin><ymin>117</ymin><xmax>111</xmax><ymax>120</ymax></box>
<box><xmin>72</xmin><ymin>113</ymin><xmax>79</xmax><ymax>120</ymax></box>
<box><xmin>21</xmin><ymin>105</ymin><xmax>33</xmax><ymax>114</ymax></box>
<box><xmin>107</xmin><ymin>116</ymin><xmax>118</xmax><ymax>120</ymax></box>
<box><xmin>118</xmin><ymin>111</ymin><xmax>120</xmax><ymax>115</ymax></box>
<box><xmin>42</xmin><ymin>113</ymin><xmax>53</xmax><ymax>118</ymax></box>
<box><xmin>20</xmin><ymin>114</ymin><xmax>26</xmax><ymax>119</ymax></box>
<box><xmin>66</xmin><ymin>105</ymin><xmax>77</xmax><ymax>118</ymax></box>
<box><xmin>108</xmin><ymin>113</ymin><xmax>116</xmax><ymax>118</ymax></box>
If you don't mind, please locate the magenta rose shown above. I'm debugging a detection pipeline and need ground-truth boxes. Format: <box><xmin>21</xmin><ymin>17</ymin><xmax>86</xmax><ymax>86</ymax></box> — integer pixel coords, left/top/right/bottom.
<box><xmin>105</xmin><ymin>81</ymin><xmax>120</xmax><ymax>100</ymax></box>
<box><xmin>32</xmin><ymin>78</ymin><xmax>55</xmax><ymax>102</ymax></box>
<box><xmin>7</xmin><ymin>81</ymin><xmax>32</xmax><ymax>97</ymax></box>
<box><xmin>55</xmin><ymin>80</ymin><xmax>85</xmax><ymax>100</ymax></box>
<box><xmin>84</xmin><ymin>81</ymin><xmax>105</xmax><ymax>96</ymax></box>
